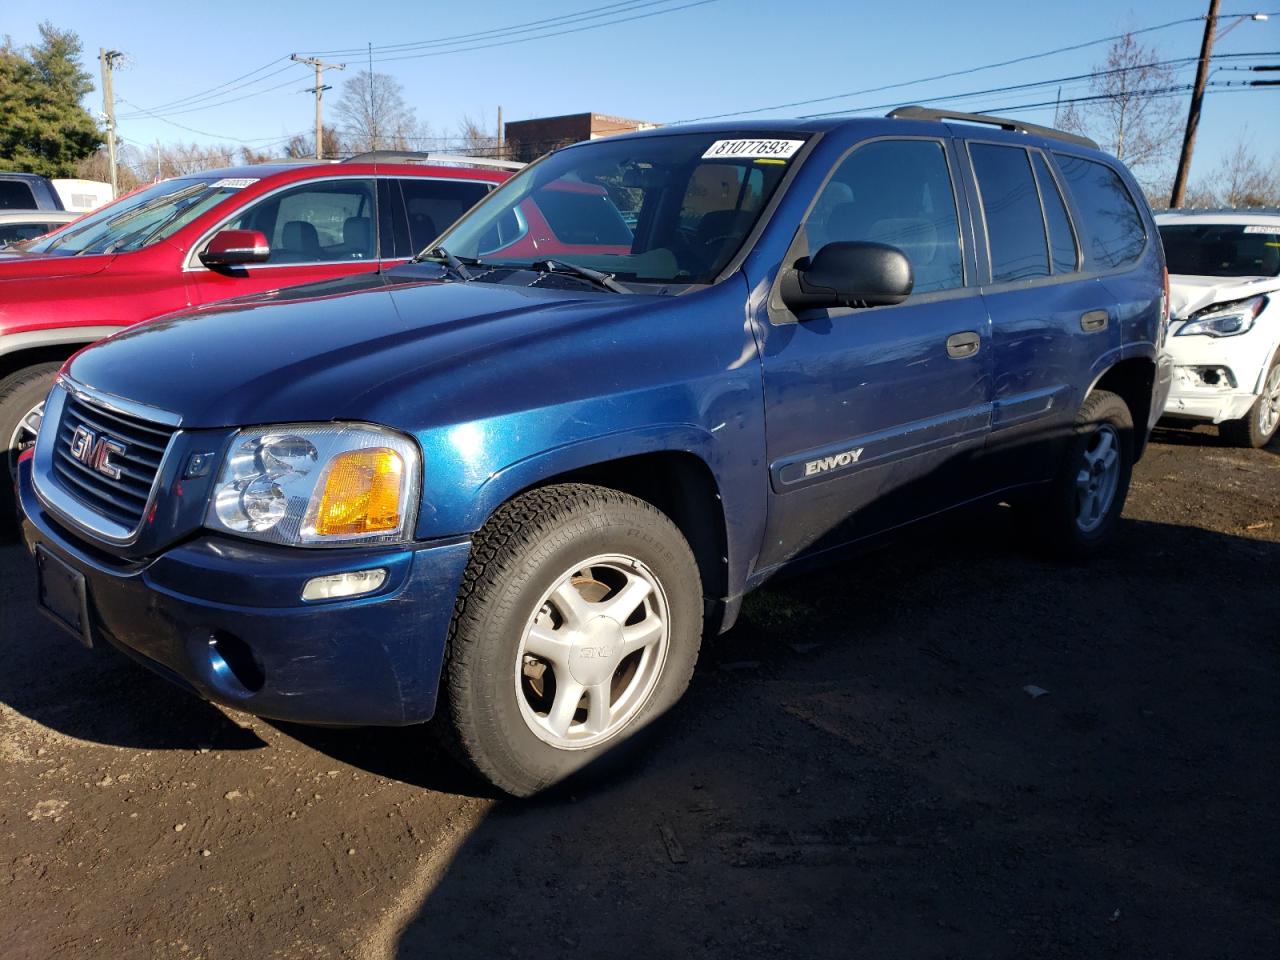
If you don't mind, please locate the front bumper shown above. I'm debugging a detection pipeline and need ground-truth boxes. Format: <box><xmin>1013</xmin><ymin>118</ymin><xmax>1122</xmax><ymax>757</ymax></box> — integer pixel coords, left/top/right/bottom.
<box><xmin>1161</xmin><ymin>321</ymin><xmax>1275</xmax><ymax>424</ymax></box>
<box><xmin>18</xmin><ymin>458</ymin><xmax>471</xmax><ymax>727</ymax></box>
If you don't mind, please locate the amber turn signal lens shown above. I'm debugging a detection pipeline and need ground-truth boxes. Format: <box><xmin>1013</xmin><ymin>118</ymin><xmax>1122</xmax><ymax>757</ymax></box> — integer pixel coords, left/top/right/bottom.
<box><xmin>311</xmin><ymin>447</ymin><xmax>404</xmax><ymax>537</ymax></box>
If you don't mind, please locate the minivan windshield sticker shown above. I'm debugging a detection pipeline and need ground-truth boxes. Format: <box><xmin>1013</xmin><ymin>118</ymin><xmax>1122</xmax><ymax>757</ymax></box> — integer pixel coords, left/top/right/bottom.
<box><xmin>701</xmin><ymin>139</ymin><xmax>804</xmax><ymax>161</ymax></box>
<box><xmin>1242</xmin><ymin>225</ymin><xmax>1277</xmax><ymax>234</ymax></box>
<box><xmin>211</xmin><ymin>178</ymin><xmax>259</xmax><ymax>189</ymax></box>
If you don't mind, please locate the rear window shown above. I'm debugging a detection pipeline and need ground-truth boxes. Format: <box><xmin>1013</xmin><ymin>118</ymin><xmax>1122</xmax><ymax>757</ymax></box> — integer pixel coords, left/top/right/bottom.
<box><xmin>970</xmin><ymin>143</ymin><xmax>1049</xmax><ymax>283</ymax></box>
<box><xmin>0</xmin><ymin>180</ymin><xmax>38</xmax><ymax>210</ymax></box>
<box><xmin>1054</xmin><ymin>155</ymin><xmax>1146</xmax><ymax>269</ymax></box>
<box><xmin>1159</xmin><ymin>223</ymin><xmax>1280</xmax><ymax>278</ymax></box>
<box><xmin>401</xmin><ymin>178</ymin><xmax>492</xmax><ymax>252</ymax></box>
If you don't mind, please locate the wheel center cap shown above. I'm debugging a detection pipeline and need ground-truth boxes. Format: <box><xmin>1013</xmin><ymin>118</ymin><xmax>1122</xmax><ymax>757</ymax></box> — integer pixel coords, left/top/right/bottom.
<box><xmin>568</xmin><ymin>616</ymin><xmax>625</xmax><ymax>685</ymax></box>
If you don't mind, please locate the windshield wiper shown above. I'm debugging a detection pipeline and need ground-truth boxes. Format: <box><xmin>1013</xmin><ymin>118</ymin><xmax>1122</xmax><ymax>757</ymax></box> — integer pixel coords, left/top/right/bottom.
<box><xmin>414</xmin><ymin>246</ymin><xmax>480</xmax><ymax>281</ymax></box>
<box><xmin>529</xmin><ymin>258</ymin><xmax>631</xmax><ymax>294</ymax></box>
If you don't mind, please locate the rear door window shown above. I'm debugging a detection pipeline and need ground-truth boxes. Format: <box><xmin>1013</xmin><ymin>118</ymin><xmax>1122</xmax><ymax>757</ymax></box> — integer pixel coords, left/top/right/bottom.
<box><xmin>400</xmin><ymin>178</ymin><xmax>492</xmax><ymax>252</ymax></box>
<box><xmin>0</xmin><ymin>180</ymin><xmax>37</xmax><ymax>210</ymax></box>
<box><xmin>1032</xmin><ymin>153</ymin><xmax>1079</xmax><ymax>273</ymax></box>
<box><xmin>970</xmin><ymin>143</ymin><xmax>1049</xmax><ymax>283</ymax></box>
<box><xmin>1053</xmin><ymin>154</ymin><xmax>1146</xmax><ymax>269</ymax></box>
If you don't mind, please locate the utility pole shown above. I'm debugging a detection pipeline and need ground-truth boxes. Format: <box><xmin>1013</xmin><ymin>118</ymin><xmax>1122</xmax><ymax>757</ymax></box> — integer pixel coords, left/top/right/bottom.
<box><xmin>291</xmin><ymin>54</ymin><xmax>345</xmax><ymax>160</ymax></box>
<box><xmin>98</xmin><ymin>48</ymin><xmax>123</xmax><ymax>198</ymax></box>
<box><xmin>497</xmin><ymin>105</ymin><xmax>504</xmax><ymax>158</ymax></box>
<box><xmin>1170</xmin><ymin>0</ymin><xmax>1221</xmax><ymax>208</ymax></box>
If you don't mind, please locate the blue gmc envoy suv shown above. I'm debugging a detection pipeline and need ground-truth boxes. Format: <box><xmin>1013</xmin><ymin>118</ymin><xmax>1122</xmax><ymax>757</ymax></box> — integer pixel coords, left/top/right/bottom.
<box><xmin>18</xmin><ymin>108</ymin><xmax>1172</xmax><ymax>796</ymax></box>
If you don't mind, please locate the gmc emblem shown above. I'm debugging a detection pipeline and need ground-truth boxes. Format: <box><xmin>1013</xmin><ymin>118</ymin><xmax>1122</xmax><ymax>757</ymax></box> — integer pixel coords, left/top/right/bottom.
<box><xmin>69</xmin><ymin>425</ymin><xmax>127</xmax><ymax>480</ymax></box>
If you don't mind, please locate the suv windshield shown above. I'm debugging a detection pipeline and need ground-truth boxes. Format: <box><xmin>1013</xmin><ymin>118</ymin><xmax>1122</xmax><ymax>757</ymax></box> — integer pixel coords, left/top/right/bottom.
<box><xmin>30</xmin><ymin>176</ymin><xmax>247</xmax><ymax>256</ymax></box>
<box><xmin>1159</xmin><ymin>222</ymin><xmax>1280</xmax><ymax>278</ymax></box>
<box><xmin>430</xmin><ymin>132</ymin><xmax>808</xmax><ymax>285</ymax></box>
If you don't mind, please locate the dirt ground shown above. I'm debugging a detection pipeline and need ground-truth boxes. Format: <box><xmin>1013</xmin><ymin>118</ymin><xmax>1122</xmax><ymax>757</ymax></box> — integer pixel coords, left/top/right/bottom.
<box><xmin>2</xmin><ymin>422</ymin><xmax>1277</xmax><ymax>960</ymax></box>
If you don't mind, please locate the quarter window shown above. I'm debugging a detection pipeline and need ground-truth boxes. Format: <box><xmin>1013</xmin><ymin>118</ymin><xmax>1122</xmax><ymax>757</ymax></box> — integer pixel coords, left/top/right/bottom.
<box><xmin>1033</xmin><ymin>154</ymin><xmax>1079</xmax><ymax>273</ymax></box>
<box><xmin>1053</xmin><ymin>154</ymin><xmax>1146</xmax><ymax>269</ymax></box>
<box><xmin>970</xmin><ymin>143</ymin><xmax>1049</xmax><ymax>283</ymax></box>
<box><xmin>809</xmin><ymin>139</ymin><xmax>964</xmax><ymax>294</ymax></box>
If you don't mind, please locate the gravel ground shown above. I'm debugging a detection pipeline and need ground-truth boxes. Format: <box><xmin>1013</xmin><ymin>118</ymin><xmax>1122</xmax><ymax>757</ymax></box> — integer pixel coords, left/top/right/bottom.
<box><xmin>2</xmin><ymin>423</ymin><xmax>1277</xmax><ymax>960</ymax></box>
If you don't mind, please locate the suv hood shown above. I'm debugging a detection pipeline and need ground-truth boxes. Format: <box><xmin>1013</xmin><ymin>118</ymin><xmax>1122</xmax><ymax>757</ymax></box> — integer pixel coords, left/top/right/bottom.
<box><xmin>1168</xmin><ymin>273</ymin><xmax>1280</xmax><ymax>319</ymax></box>
<box><xmin>0</xmin><ymin>250</ymin><xmax>114</xmax><ymax>281</ymax></box>
<box><xmin>67</xmin><ymin>272</ymin><xmax>642</xmax><ymax>429</ymax></box>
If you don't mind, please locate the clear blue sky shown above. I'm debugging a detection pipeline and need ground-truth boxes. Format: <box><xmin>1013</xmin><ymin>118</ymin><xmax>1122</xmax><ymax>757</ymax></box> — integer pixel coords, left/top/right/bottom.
<box><xmin>5</xmin><ymin>0</ymin><xmax>1277</xmax><ymax>183</ymax></box>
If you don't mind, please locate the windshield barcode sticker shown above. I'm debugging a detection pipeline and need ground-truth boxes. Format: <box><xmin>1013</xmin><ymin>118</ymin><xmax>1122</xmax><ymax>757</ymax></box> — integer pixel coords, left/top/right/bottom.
<box><xmin>702</xmin><ymin>139</ymin><xmax>804</xmax><ymax>160</ymax></box>
<box><xmin>1243</xmin><ymin>225</ymin><xmax>1276</xmax><ymax>234</ymax></box>
<box><xmin>211</xmin><ymin>178</ymin><xmax>259</xmax><ymax>189</ymax></box>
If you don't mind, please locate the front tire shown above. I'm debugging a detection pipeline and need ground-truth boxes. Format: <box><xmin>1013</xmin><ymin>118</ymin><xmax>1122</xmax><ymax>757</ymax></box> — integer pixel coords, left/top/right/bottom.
<box><xmin>1221</xmin><ymin>350</ymin><xmax>1280</xmax><ymax>449</ymax></box>
<box><xmin>435</xmin><ymin>484</ymin><xmax>703</xmax><ymax>797</ymax></box>
<box><xmin>0</xmin><ymin>362</ymin><xmax>61</xmax><ymax>538</ymax></box>
<box><xmin>1033</xmin><ymin>389</ymin><xmax>1134</xmax><ymax>559</ymax></box>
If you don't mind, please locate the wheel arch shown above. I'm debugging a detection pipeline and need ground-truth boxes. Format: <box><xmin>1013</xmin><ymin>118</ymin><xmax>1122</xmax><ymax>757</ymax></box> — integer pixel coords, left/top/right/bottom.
<box><xmin>0</xmin><ymin>327</ymin><xmax>119</xmax><ymax>384</ymax></box>
<box><xmin>485</xmin><ymin>448</ymin><xmax>733</xmax><ymax>634</ymax></box>
<box><xmin>1089</xmin><ymin>356</ymin><xmax>1157</xmax><ymax>459</ymax></box>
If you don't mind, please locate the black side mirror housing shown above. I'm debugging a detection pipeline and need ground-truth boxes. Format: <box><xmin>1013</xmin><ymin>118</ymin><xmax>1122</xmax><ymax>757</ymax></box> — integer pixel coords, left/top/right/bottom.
<box><xmin>780</xmin><ymin>240</ymin><xmax>913</xmax><ymax>311</ymax></box>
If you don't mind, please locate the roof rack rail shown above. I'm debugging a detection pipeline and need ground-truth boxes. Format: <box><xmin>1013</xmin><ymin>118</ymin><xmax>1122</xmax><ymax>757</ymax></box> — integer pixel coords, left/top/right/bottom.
<box><xmin>886</xmin><ymin>106</ymin><xmax>1099</xmax><ymax>150</ymax></box>
<box><xmin>341</xmin><ymin>150</ymin><xmax>524</xmax><ymax>170</ymax></box>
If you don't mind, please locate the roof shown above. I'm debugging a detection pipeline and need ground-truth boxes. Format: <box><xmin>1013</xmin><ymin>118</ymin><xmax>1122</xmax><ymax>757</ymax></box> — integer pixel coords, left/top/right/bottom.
<box><xmin>1155</xmin><ymin>210</ymin><xmax>1280</xmax><ymax>225</ymax></box>
<box><xmin>166</xmin><ymin>160</ymin><xmax>509</xmax><ymax>183</ymax></box>
<box><xmin>0</xmin><ymin>210</ymin><xmax>79</xmax><ymax>223</ymax></box>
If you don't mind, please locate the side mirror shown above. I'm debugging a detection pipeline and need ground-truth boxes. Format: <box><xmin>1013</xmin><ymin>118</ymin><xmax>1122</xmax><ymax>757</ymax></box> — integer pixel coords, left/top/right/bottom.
<box><xmin>199</xmin><ymin>229</ymin><xmax>270</xmax><ymax>268</ymax></box>
<box><xmin>780</xmin><ymin>240</ymin><xmax>913</xmax><ymax>311</ymax></box>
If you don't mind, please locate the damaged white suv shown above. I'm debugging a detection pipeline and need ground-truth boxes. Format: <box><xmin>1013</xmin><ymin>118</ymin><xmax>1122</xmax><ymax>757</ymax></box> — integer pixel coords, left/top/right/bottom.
<box><xmin>1157</xmin><ymin>211</ymin><xmax>1280</xmax><ymax>447</ymax></box>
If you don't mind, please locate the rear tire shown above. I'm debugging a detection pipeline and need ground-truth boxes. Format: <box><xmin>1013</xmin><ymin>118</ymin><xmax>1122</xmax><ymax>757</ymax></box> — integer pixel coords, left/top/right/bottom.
<box><xmin>1031</xmin><ymin>389</ymin><xmax>1134</xmax><ymax>559</ymax></box>
<box><xmin>434</xmin><ymin>483</ymin><xmax>703</xmax><ymax>797</ymax></box>
<box><xmin>0</xmin><ymin>362</ymin><xmax>60</xmax><ymax>539</ymax></box>
<box><xmin>1220</xmin><ymin>350</ymin><xmax>1280</xmax><ymax>449</ymax></box>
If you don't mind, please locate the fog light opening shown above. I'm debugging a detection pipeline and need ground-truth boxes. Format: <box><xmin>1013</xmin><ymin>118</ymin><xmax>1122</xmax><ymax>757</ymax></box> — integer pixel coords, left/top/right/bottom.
<box><xmin>209</xmin><ymin>631</ymin><xmax>265</xmax><ymax>694</ymax></box>
<box><xmin>301</xmin><ymin>568</ymin><xmax>388</xmax><ymax>602</ymax></box>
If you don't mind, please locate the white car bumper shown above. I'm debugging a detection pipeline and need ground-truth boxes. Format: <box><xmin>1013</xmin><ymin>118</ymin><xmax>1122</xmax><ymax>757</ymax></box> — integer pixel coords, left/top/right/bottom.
<box><xmin>1162</xmin><ymin>315</ymin><xmax>1278</xmax><ymax>424</ymax></box>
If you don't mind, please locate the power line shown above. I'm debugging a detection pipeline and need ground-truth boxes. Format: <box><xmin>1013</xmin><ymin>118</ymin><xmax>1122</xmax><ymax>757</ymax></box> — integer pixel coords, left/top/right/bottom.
<box><xmin>300</xmin><ymin>0</ymin><xmax>676</xmax><ymax>57</ymax></box>
<box><xmin>116</xmin><ymin>97</ymin><xmax>308</xmax><ymax>144</ymax></box>
<box><xmin>796</xmin><ymin>50</ymin><xmax>1276</xmax><ymax>119</ymax></box>
<box><xmin>369</xmin><ymin>0</ymin><xmax>719</xmax><ymax>64</ymax></box>
<box><xmin>117</xmin><ymin>71</ymin><xmax>309</xmax><ymax>120</ymax></box>
<box><xmin>119</xmin><ymin>57</ymin><xmax>293</xmax><ymax>116</ymax></box>
<box><xmin>673</xmin><ymin>10</ymin><xmax>1280</xmax><ymax>123</ymax></box>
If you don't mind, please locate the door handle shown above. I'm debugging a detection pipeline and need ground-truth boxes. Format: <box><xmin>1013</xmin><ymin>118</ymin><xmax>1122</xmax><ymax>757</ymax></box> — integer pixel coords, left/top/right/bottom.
<box><xmin>946</xmin><ymin>331</ymin><xmax>981</xmax><ymax>359</ymax></box>
<box><xmin>1081</xmin><ymin>310</ymin><xmax>1109</xmax><ymax>332</ymax></box>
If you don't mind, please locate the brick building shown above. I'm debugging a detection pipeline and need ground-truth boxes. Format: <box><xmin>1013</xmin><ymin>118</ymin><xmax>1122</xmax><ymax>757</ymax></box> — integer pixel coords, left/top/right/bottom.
<box><xmin>503</xmin><ymin>113</ymin><xmax>659</xmax><ymax>163</ymax></box>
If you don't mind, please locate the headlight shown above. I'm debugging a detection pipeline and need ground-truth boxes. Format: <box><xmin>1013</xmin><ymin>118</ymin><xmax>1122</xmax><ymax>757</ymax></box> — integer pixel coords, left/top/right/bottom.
<box><xmin>206</xmin><ymin>423</ymin><xmax>420</xmax><ymax>547</ymax></box>
<box><xmin>1175</xmin><ymin>295</ymin><xmax>1267</xmax><ymax>338</ymax></box>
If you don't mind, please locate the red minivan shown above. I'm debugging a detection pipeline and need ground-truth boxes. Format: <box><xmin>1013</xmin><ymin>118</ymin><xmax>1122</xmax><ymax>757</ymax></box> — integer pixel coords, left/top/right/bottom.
<box><xmin>0</xmin><ymin>156</ymin><xmax>514</xmax><ymax>525</ymax></box>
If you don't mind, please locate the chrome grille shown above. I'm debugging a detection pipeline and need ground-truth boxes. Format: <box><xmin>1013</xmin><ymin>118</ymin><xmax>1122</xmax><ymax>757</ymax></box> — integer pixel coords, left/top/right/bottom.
<box><xmin>51</xmin><ymin>390</ymin><xmax>177</xmax><ymax>532</ymax></box>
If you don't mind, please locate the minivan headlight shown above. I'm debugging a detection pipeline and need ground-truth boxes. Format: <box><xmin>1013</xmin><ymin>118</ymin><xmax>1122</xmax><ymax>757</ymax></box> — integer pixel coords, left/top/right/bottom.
<box><xmin>206</xmin><ymin>423</ymin><xmax>420</xmax><ymax>546</ymax></box>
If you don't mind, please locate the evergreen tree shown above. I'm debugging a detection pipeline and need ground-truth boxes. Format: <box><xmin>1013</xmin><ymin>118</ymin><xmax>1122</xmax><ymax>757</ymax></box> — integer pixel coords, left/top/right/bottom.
<box><xmin>0</xmin><ymin>23</ymin><xmax>103</xmax><ymax>177</ymax></box>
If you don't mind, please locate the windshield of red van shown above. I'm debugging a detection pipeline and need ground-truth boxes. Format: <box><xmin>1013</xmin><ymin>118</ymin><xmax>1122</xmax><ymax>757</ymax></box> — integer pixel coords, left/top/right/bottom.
<box><xmin>429</xmin><ymin>133</ymin><xmax>808</xmax><ymax>284</ymax></box>
<box><xmin>30</xmin><ymin>176</ymin><xmax>249</xmax><ymax>256</ymax></box>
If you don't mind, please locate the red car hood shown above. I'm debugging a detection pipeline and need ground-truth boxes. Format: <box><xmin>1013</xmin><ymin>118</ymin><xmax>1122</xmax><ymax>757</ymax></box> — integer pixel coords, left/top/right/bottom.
<box><xmin>0</xmin><ymin>251</ymin><xmax>114</xmax><ymax>281</ymax></box>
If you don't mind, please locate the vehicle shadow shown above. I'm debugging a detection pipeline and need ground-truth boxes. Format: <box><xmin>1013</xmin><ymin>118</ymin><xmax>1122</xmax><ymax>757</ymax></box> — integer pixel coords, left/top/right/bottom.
<box><xmin>0</xmin><ymin>545</ymin><xmax>266</xmax><ymax>751</ymax></box>
<box><xmin>390</xmin><ymin>512</ymin><xmax>1280</xmax><ymax>960</ymax></box>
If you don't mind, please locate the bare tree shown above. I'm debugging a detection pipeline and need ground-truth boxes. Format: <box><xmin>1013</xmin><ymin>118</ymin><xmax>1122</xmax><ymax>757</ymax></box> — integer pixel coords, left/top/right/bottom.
<box><xmin>333</xmin><ymin>71</ymin><xmax>427</xmax><ymax>153</ymax></box>
<box><xmin>130</xmin><ymin>141</ymin><xmax>238</xmax><ymax>179</ymax></box>
<box><xmin>1057</xmin><ymin>33</ymin><xmax>1182</xmax><ymax>185</ymax></box>
<box><xmin>456</xmin><ymin>115</ymin><xmax>498</xmax><ymax>156</ymax></box>
<box><xmin>284</xmin><ymin>125</ymin><xmax>345</xmax><ymax>160</ymax></box>
<box><xmin>1214</xmin><ymin>141</ymin><xmax>1280</xmax><ymax>207</ymax></box>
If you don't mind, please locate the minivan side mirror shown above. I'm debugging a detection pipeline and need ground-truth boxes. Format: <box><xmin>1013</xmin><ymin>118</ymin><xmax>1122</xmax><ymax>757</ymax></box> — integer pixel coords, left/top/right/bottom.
<box><xmin>199</xmin><ymin>229</ymin><xmax>271</xmax><ymax>268</ymax></box>
<box><xmin>780</xmin><ymin>240</ymin><xmax>913</xmax><ymax>311</ymax></box>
